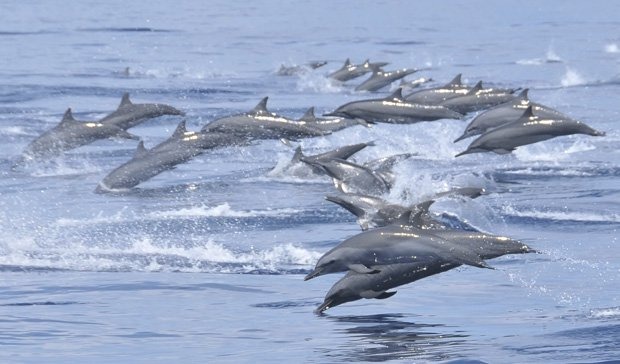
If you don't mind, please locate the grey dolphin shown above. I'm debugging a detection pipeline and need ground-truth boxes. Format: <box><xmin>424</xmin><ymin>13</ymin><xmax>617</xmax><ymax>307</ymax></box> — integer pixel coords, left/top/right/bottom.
<box><xmin>361</xmin><ymin>152</ymin><xmax>415</xmax><ymax>185</ymax></box>
<box><xmin>455</xmin><ymin>106</ymin><xmax>606</xmax><ymax>157</ymax></box>
<box><xmin>438</xmin><ymin>81</ymin><xmax>517</xmax><ymax>114</ymax></box>
<box><xmin>354</xmin><ymin>68</ymin><xmax>418</xmax><ymax>92</ymax></box>
<box><xmin>304</xmin><ymin>224</ymin><xmax>492</xmax><ymax>281</ymax></box>
<box><xmin>315</xmin><ymin>233</ymin><xmax>534</xmax><ymax>313</ymax></box>
<box><xmin>99</xmin><ymin>93</ymin><xmax>185</xmax><ymax>130</ymax></box>
<box><xmin>20</xmin><ymin>108</ymin><xmax>138</xmax><ymax>161</ymax></box>
<box><xmin>399</xmin><ymin>76</ymin><xmax>433</xmax><ymax>90</ymax></box>
<box><xmin>404</xmin><ymin>74</ymin><xmax>470</xmax><ymax>104</ymax></box>
<box><xmin>325</xmin><ymin>88</ymin><xmax>463</xmax><ymax>124</ymax></box>
<box><xmin>276</xmin><ymin>60</ymin><xmax>328</xmax><ymax>76</ymax></box>
<box><xmin>202</xmin><ymin>97</ymin><xmax>329</xmax><ymax>140</ymax></box>
<box><xmin>297</xmin><ymin>107</ymin><xmax>370</xmax><ymax>132</ymax></box>
<box><xmin>453</xmin><ymin>89</ymin><xmax>575</xmax><ymax>142</ymax></box>
<box><xmin>329</xmin><ymin>58</ymin><xmax>389</xmax><ymax>82</ymax></box>
<box><xmin>326</xmin><ymin>187</ymin><xmax>485</xmax><ymax>230</ymax></box>
<box><xmin>96</xmin><ymin>121</ymin><xmax>244</xmax><ymax>191</ymax></box>
<box><xmin>274</xmin><ymin>141</ymin><xmax>374</xmax><ymax>177</ymax></box>
<box><xmin>313</xmin><ymin>158</ymin><xmax>392</xmax><ymax>196</ymax></box>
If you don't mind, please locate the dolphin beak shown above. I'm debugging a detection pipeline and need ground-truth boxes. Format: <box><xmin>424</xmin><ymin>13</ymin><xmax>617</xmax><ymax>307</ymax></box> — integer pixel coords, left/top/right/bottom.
<box><xmin>314</xmin><ymin>299</ymin><xmax>334</xmax><ymax>314</ymax></box>
<box><xmin>455</xmin><ymin>149</ymin><xmax>474</xmax><ymax>158</ymax></box>
<box><xmin>304</xmin><ymin>268</ymin><xmax>322</xmax><ymax>281</ymax></box>
<box><xmin>453</xmin><ymin>132</ymin><xmax>469</xmax><ymax>143</ymax></box>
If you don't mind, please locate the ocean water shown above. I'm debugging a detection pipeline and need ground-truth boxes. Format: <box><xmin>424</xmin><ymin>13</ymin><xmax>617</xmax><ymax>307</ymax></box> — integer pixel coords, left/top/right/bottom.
<box><xmin>1</xmin><ymin>1</ymin><xmax>619</xmax><ymax>363</ymax></box>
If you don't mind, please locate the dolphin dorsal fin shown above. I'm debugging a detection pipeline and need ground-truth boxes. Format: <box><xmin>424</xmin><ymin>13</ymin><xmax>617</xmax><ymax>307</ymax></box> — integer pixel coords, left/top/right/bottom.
<box><xmin>133</xmin><ymin>140</ymin><xmax>149</xmax><ymax>159</ymax></box>
<box><xmin>119</xmin><ymin>93</ymin><xmax>132</xmax><ymax>108</ymax></box>
<box><xmin>385</xmin><ymin>88</ymin><xmax>405</xmax><ymax>102</ymax></box>
<box><xmin>252</xmin><ymin>97</ymin><xmax>269</xmax><ymax>114</ymax></box>
<box><xmin>60</xmin><ymin>108</ymin><xmax>77</xmax><ymax>124</ymax></box>
<box><xmin>446</xmin><ymin>73</ymin><xmax>463</xmax><ymax>87</ymax></box>
<box><xmin>299</xmin><ymin>107</ymin><xmax>316</xmax><ymax>122</ymax></box>
<box><xmin>343</xmin><ymin>58</ymin><xmax>351</xmax><ymax>67</ymax></box>
<box><xmin>171</xmin><ymin>120</ymin><xmax>187</xmax><ymax>138</ymax></box>
<box><xmin>521</xmin><ymin>105</ymin><xmax>535</xmax><ymax>119</ymax></box>
<box><xmin>408</xmin><ymin>199</ymin><xmax>435</xmax><ymax>226</ymax></box>
<box><xmin>466</xmin><ymin>81</ymin><xmax>483</xmax><ymax>96</ymax></box>
<box><xmin>291</xmin><ymin>146</ymin><xmax>304</xmax><ymax>163</ymax></box>
<box><xmin>518</xmin><ymin>88</ymin><xmax>529</xmax><ymax>100</ymax></box>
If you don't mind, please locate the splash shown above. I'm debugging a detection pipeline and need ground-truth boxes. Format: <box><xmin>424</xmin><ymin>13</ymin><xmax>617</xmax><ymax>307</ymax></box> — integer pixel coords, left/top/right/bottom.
<box><xmin>604</xmin><ymin>43</ymin><xmax>620</xmax><ymax>54</ymax></box>
<box><xmin>561</xmin><ymin>68</ymin><xmax>586</xmax><ymax>87</ymax></box>
<box><xmin>147</xmin><ymin>203</ymin><xmax>302</xmax><ymax>219</ymax></box>
<box><xmin>295</xmin><ymin>72</ymin><xmax>345</xmax><ymax>93</ymax></box>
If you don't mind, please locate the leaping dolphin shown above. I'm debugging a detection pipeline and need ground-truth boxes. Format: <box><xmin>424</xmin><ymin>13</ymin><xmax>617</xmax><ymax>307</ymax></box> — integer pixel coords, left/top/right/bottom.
<box><xmin>315</xmin><ymin>233</ymin><xmax>534</xmax><ymax>313</ymax></box>
<box><xmin>453</xmin><ymin>89</ymin><xmax>575</xmax><ymax>142</ymax></box>
<box><xmin>311</xmin><ymin>158</ymin><xmax>392</xmax><ymax>196</ymax></box>
<box><xmin>296</xmin><ymin>107</ymin><xmax>370</xmax><ymax>132</ymax></box>
<box><xmin>325</xmin><ymin>88</ymin><xmax>463</xmax><ymax>124</ymax></box>
<box><xmin>20</xmin><ymin>108</ymin><xmax>138</xmax><ymax>162</ymax></box>
<box><xmin>404</xmin><ymin>74</ymin><xmax>470</xmax><ymax>104</ymax></box>
<box><xmin>455</xmin><ymin>106</ymin><xmax>605</xmax><ymax>157</ymax></box>
<box><xmin>202</xmin><ymin>97</ymin><xmax>330</xmax><ymax>140</ymax></box>
<box><xmin>438</xmin><ymin>81</ymin><xmax>518</xmax><ymax>114</ymax></box>
<box><xmin>304</xmin><ymin>224</ymin><xmax>491</xmax><ymax>281</ymax></box>
<box><xmin>96</xmin><ymin>121</ymin><xmax>244</xmax><ymax>192</ymax></box>
<box><xmin>329</xmin><ymin>58</ymin><xmax>389</xmax><ymax>82</ymax></box>
<box><xmin>354</xmin><ymin>68</ymin><xmax>418</xmax><ymax>92</ymax></box>
<box><xmin>99</xmin><ymin>93</ymin><xmax>185</xmax><ymax>130</ymax></box>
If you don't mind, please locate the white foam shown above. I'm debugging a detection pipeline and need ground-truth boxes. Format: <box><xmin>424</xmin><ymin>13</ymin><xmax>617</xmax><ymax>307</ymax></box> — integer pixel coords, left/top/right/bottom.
<box><xmin>0</xmin><ymin>237</ymin><xmax>322</xmax><ymax>273</ymax></box>
<box><xmin>295</xmin><ymin>72</ymin><xmax>345</xmax><ymax>93</ymax></box>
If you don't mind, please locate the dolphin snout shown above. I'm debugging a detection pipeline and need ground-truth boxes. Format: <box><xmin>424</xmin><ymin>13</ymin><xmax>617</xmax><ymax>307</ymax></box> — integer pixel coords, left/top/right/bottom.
<box><xmin>304</xmin><ymin>268</ymin><xmax>322</xmax><ymax>281</ymax></box>
<box><xmin>453</xmin><ymin>132</ymin><xmax>470</xmax><ymax>143</ymax></box>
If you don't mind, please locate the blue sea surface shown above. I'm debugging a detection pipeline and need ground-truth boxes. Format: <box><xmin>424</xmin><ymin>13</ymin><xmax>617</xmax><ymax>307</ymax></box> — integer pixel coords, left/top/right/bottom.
<box><xmin>1</xmin><ymin>1</ymin><xmax>619</xmax><ymax>363</ymax></box>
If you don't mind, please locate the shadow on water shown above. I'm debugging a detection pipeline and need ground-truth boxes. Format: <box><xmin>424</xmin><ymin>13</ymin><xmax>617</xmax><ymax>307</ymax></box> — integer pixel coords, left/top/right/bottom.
<box><xmin>318</xmin><ymin>313</ymin><xmax>472</xmax><ymax>362</ymax></box>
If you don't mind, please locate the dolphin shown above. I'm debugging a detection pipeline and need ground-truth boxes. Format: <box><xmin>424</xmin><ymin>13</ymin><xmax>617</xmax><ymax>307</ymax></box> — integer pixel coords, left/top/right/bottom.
<box><xmin>325</xmin><ymin>88</ymin><xmax>463</xmax><ymax>124</ymax></box>
<box><xmin>276</xmin><ymin>60</ymin><xmax>328</xmax><ymax>76</ymax></box>
<box><xmin>453</xmin><ymin>89</ymin><xmax>576</xmax><ymax>142</ymax></box>
<box><xmin>96</xmin><ymin>121</ymin><xmax>244</xmax><ymax>191</ymax></box>
<box><xmin>326</xmin><ymin>187</ymin><xmax>485</xmax><ymax>230</ymax></box>
<box><xmin>354</xmin><ymin>68</ymin><xmax>418</xmax><ymax>92</ymax></box>
<box><xmin>202</xmin><ymin>97</ymin><xmax>330</xmax><ymax>140</ymax></box>
<box><xmin>312</xmin><ymin>158</ymin><xmax>392</xmax><ymax>196</ymax></box>
<box><xmin>403</xmin><ymin>74</ymin><xmax>470</xmax><ymax>104</ymax></box>
<box><xmin>329</xmin><ymin>58</ymin><xmax>389</xmax><ymax>82</ymax></box>
<box><xmin>361</xmin><ymin>152</ymin><xmax>415</xmax><ymax>184</ymax></box>
<box><xmin>455</xmin><ymin>106</ymin><xmax>606</xmax><ymax>157</ymax></box>
<box><xmin>315</xmin><ymin>233</ymin><xmax>535</xmax><ymax>313</ymax></box>
<box><xmin>20</xmin><ymin>108</ymin><xmax>138</xmax><ymax>162</ymax></box>
<box><xmin>304</xmin><ymin>224</ymin><xmax>492</xmax><ymax>281</ymax></box>
<box><xmin>438</xmin><ymin>81</ymin><xmax>517</xmax><ymax>114</ymax></box>
<box><xmin>399</xmin><ymin>76</ymin><xmax>433</xmax><ymax>90</ymax></box>
<box><xmin>99</xmin><ymin>93</ymin><xmax>185</xmax><ymax>130</ymax></box>
<box><xmin>296</xmin><ymin>107</ymin><xmax>370</xmax><ymax>132</ymax></box>
<box><xmin>273</xmin><ymin>141</ymin><xmax>374</xmax><ymax>177</ymax></box>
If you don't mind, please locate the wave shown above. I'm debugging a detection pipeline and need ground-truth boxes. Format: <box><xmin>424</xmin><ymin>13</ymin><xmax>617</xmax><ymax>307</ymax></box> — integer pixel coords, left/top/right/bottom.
<box><xmin>502</xmin><ymin>205</ymin><xmax>620</xmax><ymax>223</ymax></box>
<box><xmin>55</xmin><ymin>203</ymin><xmax>302</xmax><ymax>227</ymax></box>
<box><xmin>0</xmin><ymin>238</ymin><xmax>321</xmax><ymax>274</ymax></box>
<box><xmin>589</xmin><ymin>306</ymin><xmax>620</xmax><ymax>319</ymax></box>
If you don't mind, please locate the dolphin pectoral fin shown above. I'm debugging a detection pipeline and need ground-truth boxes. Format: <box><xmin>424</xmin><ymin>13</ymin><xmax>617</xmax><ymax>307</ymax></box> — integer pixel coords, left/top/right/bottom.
<box><xmin>492</xmin><ymin>148</ymin><xmax>514</xmax><ymax>155</ymax></box>
<box><xmin>376</xmin><ymin>291</ymin><xmax>397</xmax><ymax>299</ymax></box>
<box><xmin>348</xmin><ymin>264</ymin><xmax>380</xmax><ymax>274</ymax></box>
